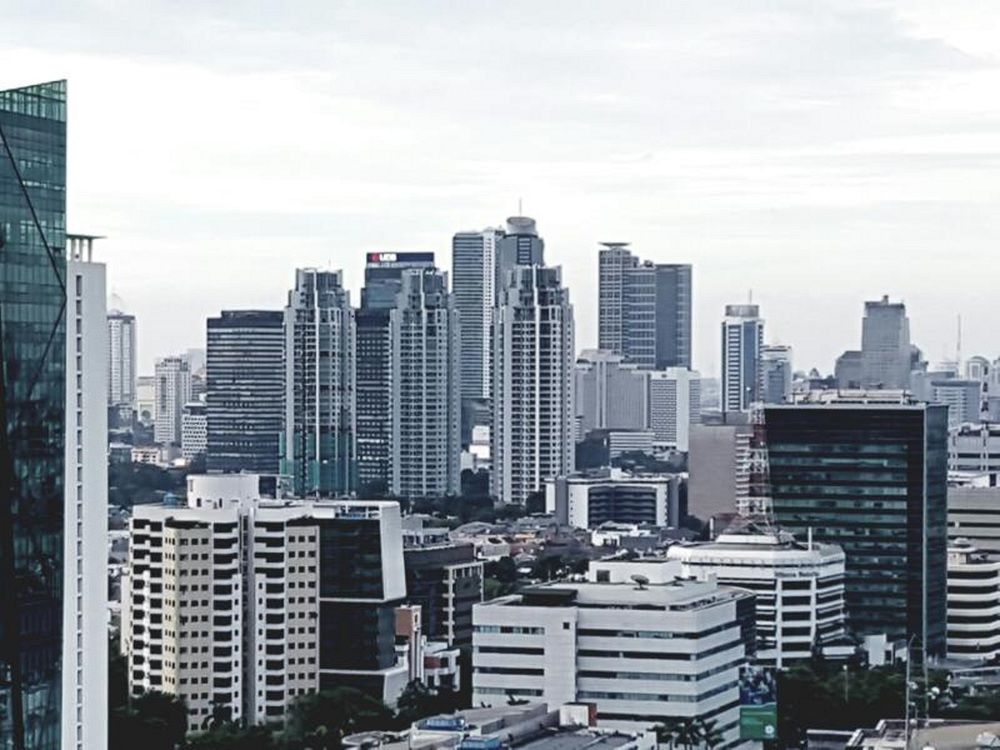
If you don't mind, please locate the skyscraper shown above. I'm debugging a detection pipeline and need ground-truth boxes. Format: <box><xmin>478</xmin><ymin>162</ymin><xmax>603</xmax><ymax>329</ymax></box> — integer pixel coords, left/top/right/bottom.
<box><xmin>0</xmin><ymin>79</ymin><xmax>68</xmax><ymax>750</ymax></box>
<box><xmin>761</xmin><ymin>344</ymin><xmax>793</xmax><ymax>404</ymax></box>
<box><xmin>205</xmin><ymin>310</ymin><xmax>284</xmax><ymax>474</ymax></box>
<box><xmin>492</xmin><ymin>265</ymin><xmax>574</xmax><ymax>505</ymax></box>
<box><xmin>452</xmin><ymin>217</ymin><xmax>544</xmax><ymax>410</ymax></box>
<box><xmin>721</xmin><ymin>303</ymin><xmax>764</xmax><ymax>418</ymax></box>
<box><xmin>63</xmin><ymin>235</ymin><xmax>108</xmax><ymax>750</ymax></box>
<box><xmin>389</xmin><ymin>268</ymin><xmax>461</xmax><ymax>498</ymax></box>
<box><xmin>597</xmin><ymin>243</ymin><xmax>692</xmax><ymax>369</ymax></box>
<box><xmin>766</xmin><ymin>396</ymin><xmax>948</xmax><ymax>654</ymax></box>
<box><xmin>860</xmin><ymin>295</ymin><xmax>911</xmax><ymax>390</ymax></box>
<box><xmin>356</xmin><ymin>252</ymin><xmax>435</xmax><ymax>493</ymax></box>
<box><xmin>282</xmin><ymin>269</ymin><xmax>355</xmax><ymax>497</ymax></box>
<box><xmin>154</xmin><ymin>355</ymin><xmax>192</xmax><ymax>446</ymax></box>
<box><xmin>106</xmin><ymin>308</ymin><xmax>137</xmax><ymax>416</ymax></box>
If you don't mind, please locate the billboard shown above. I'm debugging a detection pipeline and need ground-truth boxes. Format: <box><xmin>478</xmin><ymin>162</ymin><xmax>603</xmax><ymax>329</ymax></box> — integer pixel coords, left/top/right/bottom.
<box><xmin>739</xmin><ymin>664</ymin><xmax>777</xmax><ymax>741</ymax></box>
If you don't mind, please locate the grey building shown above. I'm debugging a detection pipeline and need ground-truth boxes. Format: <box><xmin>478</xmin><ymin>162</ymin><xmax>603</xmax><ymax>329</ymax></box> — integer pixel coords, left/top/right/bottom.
<box><xmin>761</xmin><ymin>344</ymin><xmax>793</xmax><ymax>404</ymax></box>
<box><xmin>574</xmin><ymin>350</ymin><xmax>647</xmax><ymax>437</ymax></box>
<box><xmin>860</xmin><ymin>296</ymin><xmax>911</xmax><ymax>390</ymax></box>
<box><xmin>282</xmin><ymin>268</ymin><xmax>355</xmax><ymax>497</ymax></box>
<box><xmin>403</xmin><ymin>542</ymin><xmax>483</xmax><ymax>647</ymax></box>
<box><xmin>597</xmin><ymin>243</ymin><xmax>692</xmax><ymax>369</ymax></box>
<box><xmin>687</xmin><ymin>423</ymin><xmax>751</xmax><ymax>520</ymax></box>
<box><xmin>721</xmin><ymin>304</ymin><xmax>764</xmax><ymax>418</ymax></box>
<box><xmin>948</xmin><ymin>484</ymin><xmax>1000</xmax><ymax>556</ymax></box>
<box><xmin>492</xmin><ymin>266</ymin><xmax>574</xmax><ymax>504</ymax></box>
<box><xmin>0</xmin><ymin>79</ymin><xmax>68</xmax><ymax>750</ymax></box>
<box><xmin>154</xmin><ymin>355</ymin><xmax>192</xmax><ymax>446</ymax></box>
<box><xmin>452</xmin><ymin>218</ymin><xmax>544</xmax><ymax>409</ymax></box>
<box><xmin>107</xmin><ymin>308</ymin><xmax>137</xmax><ymax>414</ymax></box>
<box><xmin>389</xmin><ymin>268</ymin><xmax>461</xmax><ymax>498</ymax></box>
<box><xmin>205</xmin><ymin>310</ymin><xmax>284</xmax><ymax>474</ymax></box>
<box><xmin>356</xmin><ymin>252</ymin><xmax>436</xmax><ymax>493</ymax></box>
<box><xmin>766</xmin><ymin>396</ymin><xmax>948</xmax><ymax>654</ymax></box>
<box><xmin>835</xmin><ymin>350</ymin><xmax>862</xmax><ymax>389</ymax></box>
<box><xmin>932</xmin><ymin>379</ymin><xmax>982</xmax><ymax>428</ymax></box>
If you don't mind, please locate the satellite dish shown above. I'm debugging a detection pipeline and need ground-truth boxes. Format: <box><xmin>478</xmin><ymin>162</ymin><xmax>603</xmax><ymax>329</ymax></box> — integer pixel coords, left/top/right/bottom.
<box><xmin>631</xmin><ymin>574</ymin><xmax>649</xmax><ymax>590</ymax></box>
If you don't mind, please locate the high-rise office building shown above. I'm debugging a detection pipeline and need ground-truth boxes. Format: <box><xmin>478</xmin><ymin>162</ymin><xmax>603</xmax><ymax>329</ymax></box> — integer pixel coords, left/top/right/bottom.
<box><xmin>597</xmin><ymin>244</ymin><xmax>692</xmax><ymax>369</ymax></box>
<box><xmin>181</xmin><ymin>401</ymin><xmax>207</xmax><ymax>463</ymax></box>
<box><xmin>0</xmin><ymin>79</ymin><xmax>68</xmax><ymax>750</ymax></box>
<box><xmin>721</xmin><ymin>304</ymin><xmax>764</xmax><ymax>418</ymax></box>
<box><xmin>492</xmin><ymin>266</ymin><xmax>574</xmax><ymax>505</ymax></box>
<box><xmin>766</xmin><ymin>395</ymin><xmax>948</xmax><ymax>654</ymax></box>
<box><xmin>452</xmin><ymin>218</ymin><xmax>544</xmax><ymax>409</ymax></box>
<box><xmin>356</xmin><ymin>252</ymin><xmax>435</xmax><ymax>493</ymax></box>
<box><xmin>647</xmin><ymin>368</ymin><xmax>701</xmax><ymax>452</ymax></box>
<box><xmin>574</xmin><ymin>350</ymin><xmax>647</xmax><ymax>436</ymax></box>
<box><xmin>761</xmin><ymin>344</ymin><xmax>793</xmax><ymax>404</ymax></box>
<box><xmin>403</xmin><ymin>542</ymin><xmax>483</xmax><ymax>648</ymax></box>
<box><xmin>860</xmin><ymin>296</ymin><xmax>911</xmax><ymax>390</ymax></box>
<box><xmin>931</xmin><ymin>379</ymin><xmax>982</xmax><ymax>428</ymax></box>
<box><xmin>390</xmin><ymin>268</ymin><xmax>461</xmax><ymax>498</ymax></box>
<box><xmin>154</xmin><ymin>355</ymin><xmax>192</xmax><ymax>446</ymax></box>
<box><xmin>205</xmin><ymin>310</ymin><xmax>284</xmax><ymax>474</ymax></box>
<box><xmin>282</xmin><ymin>269</ymin><xmax>355</xmax><ymax>497</ymax></box>
<box><xmin>63</xmin><ymin>235</ymin><xmax>109</xmax><ymax>750</ymax></box>
<box><xmin>107</xmin><ymin>308</ymin><xmax>137</xmax><ymax>413</ymax></box>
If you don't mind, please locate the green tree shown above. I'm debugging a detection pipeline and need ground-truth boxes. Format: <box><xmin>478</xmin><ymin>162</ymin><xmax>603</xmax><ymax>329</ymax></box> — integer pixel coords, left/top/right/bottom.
<box><xmin>186</xmin><ymin>723</ymin><xmax>275</xmax><ymax>750</ymax></box>
<box><xmin>284</xmin><ymin>688</ymin><xmax>393</xmax><ymax>749</ymax></box>
<box><xmin>110</xmin><ymin>691</ymin><xmax>188</xmax><ymax>750</ymax></box>
<box><xmin>653</xmin><ymin>718</ymin><xmax>682</xmax><ymax>748</ymax></box>
<box><xmin>695</xmin><ymin>718</ymin><xmax>724</xmax><ymax>748</ymax></box>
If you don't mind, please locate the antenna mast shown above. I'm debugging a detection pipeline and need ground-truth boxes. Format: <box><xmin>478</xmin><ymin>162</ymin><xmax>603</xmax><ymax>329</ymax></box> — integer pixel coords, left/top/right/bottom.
<box><xmin>742</xmin><ymin>402</ymin><xmax>777</xmax><ymax>530</ymax></box>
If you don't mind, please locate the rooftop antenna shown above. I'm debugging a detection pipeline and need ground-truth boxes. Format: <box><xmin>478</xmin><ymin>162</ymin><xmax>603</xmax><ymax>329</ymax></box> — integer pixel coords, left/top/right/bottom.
<box><xmin>957</xmin><ymin>314</ymin><xmax>962</xmax><ymax>367</ymax></box>
<box><xmin>518</xmin><ymin>197</ymin><xmax>523</xmax><ymax>216</ymax></box>
<box><xmin>742</xmin><ymin>401</ymin><xmax>778</xmax><ymax>532</ymax></box>
<box><xmin>748</xmin><ymin>288</ymin><xmax>753</xmax><ymax>305</ymax></box>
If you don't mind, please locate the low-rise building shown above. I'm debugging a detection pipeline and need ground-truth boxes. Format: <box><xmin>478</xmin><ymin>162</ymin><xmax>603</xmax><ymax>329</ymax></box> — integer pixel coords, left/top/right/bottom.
<box><xmin>545</xmin><ymin>469</ymin><xmax>681</xmax><ymax>529</ymax></box>
<box><xmin>947</xmin><ymin>539</ymin><xmax>1000</xmax><ymax>662</ymax></box>
<box><xmin>404</xmin><ymin>541</ymin><xmax>484</xmax><ymax>647</ymax></box>
<box><xmin>948</xmin><ymin>484</ymin><xmax>1000</xmax><ymax>555</ymax></box>
<box><xmin>666</xmin><ymin>522</ymin><xmax>847</xmax><ymax>667</ymax></box>
<box><xmin>472</xmin><ymin>560</ymin><xmax>753</xmax><ymax>744</ymax></box>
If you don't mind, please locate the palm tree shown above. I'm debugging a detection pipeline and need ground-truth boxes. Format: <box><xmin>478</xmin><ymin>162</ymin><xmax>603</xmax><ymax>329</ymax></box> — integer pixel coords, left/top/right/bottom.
<box><xmin>695</xmin><ymin>718</ymin><xmax>724</xmax><ymax>749</ymax></box>
<box><xmin>653</xmin><ymin>718</ymin><xmax>682</xmax><ymax>748</ymax></box>
<box><xmin>675</xmin><ymin>719</ymin><xmax>699</xmax><ymax>750</ymax></box>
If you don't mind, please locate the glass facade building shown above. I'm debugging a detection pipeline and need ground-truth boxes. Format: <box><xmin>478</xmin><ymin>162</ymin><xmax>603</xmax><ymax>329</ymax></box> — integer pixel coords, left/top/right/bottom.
<box><xmin>0</xmin><ymin>80</ymin><xmax>68</xmax><ymax>750</ymax></box>
<box><xmin>765</xmin><ymin>401</ymin><xmax>949</xmax><ymax>655</ymax></box>
<box><xmin>205</xmin><ymin>310</ymin><xmax>284</xmax><ymax>474</ymax></box>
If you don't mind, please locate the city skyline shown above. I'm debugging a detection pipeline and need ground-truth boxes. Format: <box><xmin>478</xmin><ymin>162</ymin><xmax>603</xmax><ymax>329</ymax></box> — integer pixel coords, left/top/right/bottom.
<box><xmin>5</xmin><ymin>1</ymin><xmax>1000</xmax><ymax>374</ymax></box>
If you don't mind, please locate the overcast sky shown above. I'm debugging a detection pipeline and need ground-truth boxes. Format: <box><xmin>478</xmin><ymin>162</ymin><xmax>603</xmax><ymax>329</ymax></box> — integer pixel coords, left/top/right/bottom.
<box><xmin>5</xmin><ymin>1</ymin><xmax>1000</xmax><ymax>376</ymax></box>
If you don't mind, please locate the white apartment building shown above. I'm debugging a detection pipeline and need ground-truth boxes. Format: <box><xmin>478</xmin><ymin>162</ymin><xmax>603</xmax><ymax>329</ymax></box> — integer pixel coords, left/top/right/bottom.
<box><xmin>107</xmin><ymin>307</ymin><xmax>137</xmax><ymax>411</ymax></box>
<box><xmin>122</xmin><ymin>476</ymin><xmax>408</xmax><ymax>732</ymax></box>
<box><xmin>948</xmin><ymin>422</ymin><xmax>1000</xmax><ymax>476</ymax></box>
<box><xmin>721</xmin><ymin>304</ymin><xmax>763</xmax><ymax>418</ymax></box>
<box><xmin>948</xmin><ymin>483</ymin><xmax>1000</xmax><ymax>556</ymax></box>
<box><xmin>492</xmin><ymin>266</ymin><xmax>575</xmax><ymax>505</ymax></box>
<box><xmin>472</xmin><ymin>559</ymin><xmax>753</xmax><ymax>747</ymax></box>
<box><xmin>181</xmin><ymin>401</ymin><xmax>207</xmax><ymax>462</ymax></box>
<box><xmin>544</xmin><ymin>469</ymin><xmax>680</xmax><ymax>529</ymax></box>
<box><xmin>154</xmin><ymin>355</ymin><xmax>192</xmax><ymax>445</ymax></box>
<box><xmin>947</xmin><ymin>539</ymin><xmax>1000</xmax><ymax>662</ymax></box>
<box><xmin>63</xmin><ymin>235</ymin><xmax>108</xmax><ymax>750</ymax></box>
<box><xmin>647</xmin><ymin>369</ymin><xmax>701</xmax><ymax>452</ymax></box>
<box><xmin>667</xmin><ymin>524</ymin><xmax>847</xmax><ymax>668</ymax></box>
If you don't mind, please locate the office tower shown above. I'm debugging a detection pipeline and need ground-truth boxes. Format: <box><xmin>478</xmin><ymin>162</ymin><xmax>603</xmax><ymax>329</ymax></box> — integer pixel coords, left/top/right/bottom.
<box><xmin>355</xmin><ymin>252</ymin><xmax>435</xmax><ymax>493</ymax></box>
<box><xmin>761</xmin><ymin>344</ymin><xmax>793</xmax><ymax>404</ymax></box>
<box><xmin>472</xmin><ymin>558</ymin><xmax>753</xmax><ymax>742</ymax></box>
<box><xmin>123</xmin><ymin>476</ymin><xmax>409</xmax><ymax>731</ymax></box>
<box><xmin>181</xmin><ymin>401</ymin><xmax>207</xmax><ymax>463</ymax></box>
<box><xmin>136</xmin><ymin>374</ymin><xmax>156</xmax><ymax>424</ymax></box>
<box><xmin>107</xmin><ymin>308</ymin><xmax>137</xmax><ymax>413</ymax></box>
<box><xmin>835</xmin><ymin>350</ymin><xmax>862</xmax><ymax>389</ymax></box>
<box><xmin>686</xmin><ymin>423</ymin><xmax>752</xmax><ymax>520</ymax></box>
<box><xmin>721</xmin><ymin>304</ymin><xmax>764</xmax><ymax>417</ymax></box>
<box><xmin>282</xmin><ymin>269</ymin><xmax>355</xmax><ymax>497</ymax></box>
<box><xmin>154</xmin><ymin>355</ymin><xmax>192</xmax><ymax>445</ymax></box>
<box><xmin>63</xmin><ymin>235</ymin><xmax>108</xmax><ymax>750</ymax></box>
<box><xmin>766</xmin><ymin>396</ymin><xmax>948</xmax><ymax>654</ymax></box>
<box><xmin>932</xmin><ymin>379</ymin><xmax>982</xmax><ymax>427</ymax></box>
<box><xmin>205</xmin><ymin>310</ymin><xmax>284</xmax><ymax>474</ymax></box>
<box><xmin>668</xmin><ymin>522</ymin><xmax>847</xmax><ymax>668</ymax></box>
<box><xmin>545</xmin><ymin>469</ymin><xmax>681</xmax><ymax>528</ymax></box>
<box><xmin>0</xmin><ymin>80</ymin><xmax>67</xmax><ymax>750</ymax></box>
<box><xmin>597</xmin><ymin>244</ymin><xmax>692</xmax><ymax>369</ymax></box>
<box><xmin>647</xmin><ymin>368</ymin><xmax>701</xmax><ymax>452</ymax></box>
<box><xmin>492</xmin><ymin>266</ymin><xmax>574</xmax><ymax>505</ymax></box>
<box><xmin>390</xmin><ymin>268</ymin><xmax>461</xmax><ymax>498</ymax></box>
<box><xmin>403</xmin><ymin>542</ymin><xmax>483</xmax><ymax>647</ymax></box>
<box><xmin>966</xmin><ymin>355</ymin><xmax>990</xmax><ymax>383</ymax></box>
<box><xmin>946</xmin><ymin>539</ymin><xmax>1000</xmax><ymax>661</ymax></box>
<box><xmin>452</xmin><ymin>218</ymin><xmax>544</xmax><ymax>408</ymax></box>
<box><xmin>574</xmin><ymin>350</ymin><xmax>647</xmax><ymax>436</ymax></box>
<box><xmin>860</xmin><ymin>295</ymin><xmax>911</xmax><ymax>389</ymax></box>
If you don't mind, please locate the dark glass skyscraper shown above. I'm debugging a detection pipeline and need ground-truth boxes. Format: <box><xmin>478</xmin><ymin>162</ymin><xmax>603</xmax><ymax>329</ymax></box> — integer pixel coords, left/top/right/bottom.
<box><xmin>597</xmin><ymin>243</ymin><xmax>692</xmax><ymax>370</ymax></box>
<box><xmin>356</xmin><ymin>252</ymin><xmax>435</xmax><ymax>494</ymax></box>
<box><xmin>0</xmin><ymin>80</ymin><xmax>68</xmax><ymax>750</ymax></box>
<box><xmin>206</xmin><ymin>310</ymin><xmax>284</xmax><ymax>474</ymax></box>
<box><xmin>765</xmin><ymin>399</ymin><xmax>948</xmax><ymax>654</ymax></box>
